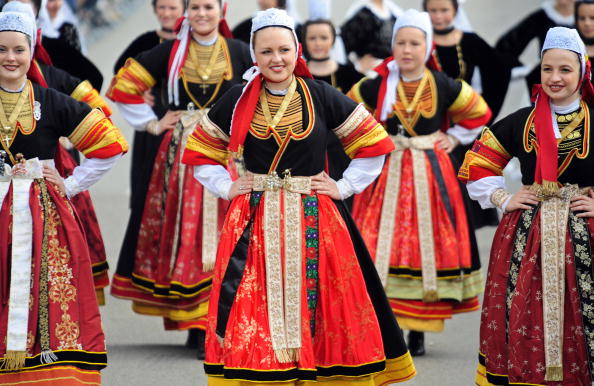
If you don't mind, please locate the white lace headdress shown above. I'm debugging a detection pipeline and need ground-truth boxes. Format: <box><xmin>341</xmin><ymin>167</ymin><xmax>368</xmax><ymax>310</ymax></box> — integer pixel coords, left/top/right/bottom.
<box><xmin>379</xmin><ymin>9</ymin><xmax>432</xmax><ymax>122</ymax></box>
<box><xmin>2</xmin><ymin>2</ymin><xmax>37</xmax><ymax>54</ymax></box>
<box><xmin>0</xmin><ymin>11</ymin><xmax>36</xmax><ymax>53</ymax></box>
<box><xmin>542</xmin><ymin>27</ymin><xmax>587</xmax><ymax>78</ymax></box>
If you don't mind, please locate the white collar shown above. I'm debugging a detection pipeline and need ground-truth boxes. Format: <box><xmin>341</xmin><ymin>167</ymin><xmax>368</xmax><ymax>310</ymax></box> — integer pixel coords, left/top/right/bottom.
<box><xmin>541</xmin><ymin>1</ymin><xmax>574</xmax><ymax>26</ymax></box>
<box><xmin>0</xmin><ymin>82</ymin><xmax>27</xmax><ymax>93</ymax></box>
<box><xmin>552</xmin><ymin>97</ymin><xmax>580</xmax><ymax>114</ymax></box>
<box><xmin>194</xmin><ymin>34</ymin><xmax>218</xmax><ymax>47</ymax></box>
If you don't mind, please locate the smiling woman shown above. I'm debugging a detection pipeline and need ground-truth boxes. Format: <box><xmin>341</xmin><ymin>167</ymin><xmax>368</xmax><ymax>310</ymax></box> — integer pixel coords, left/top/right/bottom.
<box><xmin>182</xmin><ymin>7</ymin><xmax>416</xmax><ymax>385</ymax></box>
<box><xmin>0</xmin><ymin>10</ymin><xmax>127</xmax><ymax>386</ymax></box>
<box><xmin>460</xmin><ymin>27</ymin><xmax>594</xmax><ymax>385</ymax></box>
<box><xmin>107</xmin><ymin>0</ymin><xmax>252</xmax><ymax>361</ymax></box>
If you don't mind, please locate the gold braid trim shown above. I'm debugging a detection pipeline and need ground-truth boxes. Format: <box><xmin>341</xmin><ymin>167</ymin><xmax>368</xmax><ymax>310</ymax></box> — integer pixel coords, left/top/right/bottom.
<box><xmin>448</xmin><ymin>80</ymin><xmax>489</xmax><ymax>122</ymax></box>
<box><xmin>490</xmin><ymin>188</ymin><xmax>511</xmax><ymax>209</ymax></box>
<box><xmin>70</xmin><ymin>80</ymin><xmax>112</xmax><ymax>115</ymax></box>
<box><xmin>346</xmin><ymin>78</ymin><xmax>374</xmax><ymax>112</ymax></box>
<box><xmin>107</xmin><ymin>58</ymin><xmax>156</xmax><ymax>98</ymax></box>
<box><xmin>68</xmin><ymin>109</ymin><xmax>128</xmax><ymax>157</ymax></box>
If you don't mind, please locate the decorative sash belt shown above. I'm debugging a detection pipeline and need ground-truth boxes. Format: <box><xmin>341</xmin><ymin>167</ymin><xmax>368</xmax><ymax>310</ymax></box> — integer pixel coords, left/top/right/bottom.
<box><xmin>252</xmin><ymin>171</ymin><xmax>313</xmax><ymax>363</ymax></box>
<box><xmin>0</xmin><ymin>158</ymin><xmax>44</xmax><ymax>370</ymax></box>
<box><xmin>375</xmin><ymin>132</ymin><xmax>440</xmax><ymax>302</ymax></box>
<box><xmin>171</xmin><ymin>106</ymin><xmax>219</xmax><ymax>272</ymax></box>
<box><xmin>531</xmin><ymin>183</ymin><xmax>590</xmax><ymax>381</ymax></box>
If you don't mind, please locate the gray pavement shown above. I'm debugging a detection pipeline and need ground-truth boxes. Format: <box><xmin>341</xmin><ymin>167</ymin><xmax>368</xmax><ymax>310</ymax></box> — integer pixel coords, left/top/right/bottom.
<box><xmin>85</xmin><ymin>1</ymin><xmax>541</xmax><ymax>384</ymax></box>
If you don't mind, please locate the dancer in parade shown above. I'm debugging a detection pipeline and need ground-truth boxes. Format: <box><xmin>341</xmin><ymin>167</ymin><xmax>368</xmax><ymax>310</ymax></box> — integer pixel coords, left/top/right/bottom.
<box><xmin>348</xmin><ymin>9</ymin><xmax>491</xmax><ymax>356</ymax></box>
<box><xmin>3</xmin><ymin>0</ymin><xmax>114</xmax><ymax>302</ymax></box>
<box><xmin>183</xmin><ymin>7</ymin><xmax>416</xmax><ymax>384</ymax></box>
<box><xmin>496</xmin><ymin>0</ymin><xmax>575</xmax><ymax>94</ymax></box>
<box><xmin>340</xmin><ymin>0</ymin><xmax>402</xmax><ymax>74</ymax></box>
<box><xmin>302</xmin><ymin>17</ymin><xmax>362</xmax><ymax>205</ymax></box>
<box><xmin>0</xmin><ymin>10</ymin><xmax>127</xmax><ymax>384</ymax></box>
<box><xmin>576</xmin><ymin>0</ymin><xmax>594</xmax><ymax>58</ymax></box>
<box><xmin>425</xmin><ymin>0</ymin><xmax>510</xmax><ymax>228</ymax></box>
<box><xmin>113</xmin><ymin>0</ymin><xmax>184</xmax><ymax>211</ymax></box>
<box><xmin>107</xmin><ymin>0</ymin><xmax>251</xmax><ymax>359</ymax></box>
<box><xmin>461</xmin><ymin>26</ymin><xmax>594</xmax><ymax>385</ymax></box>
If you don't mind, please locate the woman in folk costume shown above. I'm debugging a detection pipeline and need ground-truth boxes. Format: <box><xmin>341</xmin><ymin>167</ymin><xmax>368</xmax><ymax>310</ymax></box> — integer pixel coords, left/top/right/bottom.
<box><xmin>182</xmin><ymin>7</ymin><xmax>416</xmax><ymax>385</ymax></box>
<box><xmin>0</xmin><ymin>11</ymin><xmax>127</xmax><ymax>385</ymax></box>
<box><xmin>4</xmin><ymin>0</ymin><xmax>113</xmax><ymax>303</ymax></box>
<box><xmin>113</xmin><ymin>0</ymin><xmax>184</xmax><ymax>211</ymax></box>
<box><xmin>460</xmin><ymin>27</ymin><xmax>594</xmax><ymax>385</ymax></box>
<box><xmin>576</xmin><ymin>0</ymin><xmax>594</xmax><ymax>59</ymax></box>
<box><xmin>107</xmin><ymin>0</ymin><xmax>251</xmax><ymax>358</ymax></box>
<box><xmin>424</xmin><ymin>0</ymin><xmax>509</xmax><ymax>230</ymax></box>
<box><xmin>348</xmin><ymin>9</ymin><xmax>491</xmax><ymax>356</ymax></box>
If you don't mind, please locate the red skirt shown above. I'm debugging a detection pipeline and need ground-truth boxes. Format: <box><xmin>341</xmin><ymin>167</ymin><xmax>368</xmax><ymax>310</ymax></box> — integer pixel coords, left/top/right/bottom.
<box><xmin>204</xmin><ymin>192</ymin><xmax>416</xmax><ymax>384</ymax></box>
<box><xmin>476</xmin><ymin>208</ymin><xmax>594</xmax><ymax>385</ymax></box>
<box><xmin>353</xmin><ymin>148</ymin><xmax>482</xmax><ymax>331</ymax></box>
<box><xmin>110</xmin><ymin>129</ymin><xmax>226</xmax><ymax>327</ymax></box>
<box><xmin>56</xmin><ymin>146</ymin><xmax>109</xmax><ymax>303</ymax></box>
<box><xmin>0</xmin><ymin>180</ymin><xmax>106</xmax><ymax>383</ymax></box>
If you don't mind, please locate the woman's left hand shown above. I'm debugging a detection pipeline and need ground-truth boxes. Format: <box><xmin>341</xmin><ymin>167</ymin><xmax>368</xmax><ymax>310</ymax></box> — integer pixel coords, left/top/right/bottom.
<box><xmin>570</xmin><ymin>189</ymin><xmax>594</xmax><ymax>218</ymax></box>
<box><xmin>311</xmin><ymin>172</ymin><xmax>341</xmax><ymax>200</ymax></box>
<box><xmin>43</xmin><ymin>165</ymin><xmax>66</xmax><ymax>196</ymax></box>
<box><xmin>435</xmin><ymin>132</ymin><xmax>458</xmax><ymax>154</ymax></box>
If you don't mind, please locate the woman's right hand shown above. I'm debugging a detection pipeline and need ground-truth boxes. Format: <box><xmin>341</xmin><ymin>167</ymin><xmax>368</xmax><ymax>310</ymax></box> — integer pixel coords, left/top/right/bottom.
<box><xmin>228</xmin><ymin>175</ymin><xmax>254</xmax><ymax>200</ymax></box>
<box><xmin>143</xmin><ymin>89</ymin><xmax>155</xmax><ymax>107</ymax></box>
<box><xmin>154</xmin><ymin>110</ymin><xmax>183</xmax><ymax>135</ymax></box>
<box><xmin>504</xmin><ymin>187</ymin><xmax>539</xmax><ymax>212</ymax></box>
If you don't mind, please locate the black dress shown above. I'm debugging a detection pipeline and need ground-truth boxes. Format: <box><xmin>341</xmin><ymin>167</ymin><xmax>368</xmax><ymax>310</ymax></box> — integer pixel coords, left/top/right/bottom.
<box><xmin>495</xmin><ymin>8</ymin><xmax>573</xmax><ymax>94</ymax></box>
<box><xmin>42</xmin><ymin>37</ymin><xmax>103</xmax><ymax>90</ymax></box>
<box><xmin>312</xmin><ymin>63</ymin><xmax>363</xmax><ymax>209</ymax></box>
<box><xmin>436</xmin><ymin>32</ymin><xmax>507</xmax><ymax>228</ymax></box>
<box><xmin>113</xmin><ymin>30</ymin><xmax>168</xmax><ymax>210</ymax></box>
<box><xmin>341</xmin><ymin>6</ymin><xmax>396</xmax><ymax>60</ymax></box>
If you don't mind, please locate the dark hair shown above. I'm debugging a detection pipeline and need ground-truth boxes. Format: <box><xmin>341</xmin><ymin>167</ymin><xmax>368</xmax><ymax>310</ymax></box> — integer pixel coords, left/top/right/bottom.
<box><xmin>302</xmin><ymin>19</ymin><xmax>336</xmax><ymax>43</ymax></box>
<box><xmin>152</xmin><ymin>0</ymin><xmax>186</xmax><ymax>10</ymax></box>
<box><xmin>301</xmin><ymin>19</ymin><xmax>336</xmax><ymax>59</ymax></box>
<box><xmin>422</xmin><ymin>0</ymin><xmax>459</xmax><ymax>12</ymax></box>
<box><xmin>179</xmin><ymin>0</ymin><xmax>221</xmax><ymax>9</ymax></box>
<box><xmin>276</xmin><ymin>0</ymin><xmax>287</xmax><ymax>8</ymax></box>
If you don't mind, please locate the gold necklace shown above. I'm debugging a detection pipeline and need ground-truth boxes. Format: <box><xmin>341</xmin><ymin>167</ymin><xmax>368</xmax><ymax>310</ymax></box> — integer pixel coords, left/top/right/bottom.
<box><xmin>260</xmin><ymin>77</ymin><xmax>298</xmax><ymax>130</ymax></box>
<box><xmin>435</xmin><ymin>43</ymin><xmax>466</xmax><ymax>80</ymax></box>
<box><xmin>558</xmin><ymin>105</ymin><xmax>586</xmax><ymax>143</ymax></box>
<box><xmin>189</xmin><ymin>37</ymin><xmax>222</xmax><ymax>83</ymax></box>
<box><xmin>0</xmin><ymin>82</ymin><xmax>30</xmax><ymax>159</ymax></box>
<box><xmin>397</xmin><ymin>71</ymin><xmax>429</xmax><ymax>115</ymax></box>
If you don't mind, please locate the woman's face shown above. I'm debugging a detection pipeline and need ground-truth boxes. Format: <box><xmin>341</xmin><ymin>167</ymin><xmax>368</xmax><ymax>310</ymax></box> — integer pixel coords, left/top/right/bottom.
<box><xmin>577</xmin><ymin>4</ymin><xmax>594</xmax><ymax>39</ymax></box>
<box><xmin>426</xmin><ymin>0</ymin><xmax>456</xmax><ymax>30</ymax></box>
<box><xmin>254</xmin><ymin>27</ymin><xmax>296</xmax><ymax>85</ymax></box>
<box><xmin>541</xmin><ymin>48</ymin><xmax>581</xmax><ymax>105</ymax></box>
<box><xmin>188</xmin><ymin>0</ymin><xmax>220</xmax><ymax>37</ymax></box>
<box><xmin>392</xmin><ymin>27</ymin><xmax>427</xmax><ymax>74</ymax></box>
<box><xmin>556</xmin><ymin>0</ymin><xmax>575</xmax><ymax>8</ymax></box>
<box><xmin>154</xmin><ymin>0</ymin><xmax>184</xmax><ymax>31</ymax></box>
<box><xmin>0</xmin><ymin>31</ymin><xmax>31</xmax><ymax>88</ymax></box>
<box><xmin>304</xmin><ymin>23</ymin><xmax>333</xmax><ymax>60</ymax></box>
<box><xmin>257</xmin><ymin>0</ymin><xmax>278</xmax><ymax>10</ymax></box>
<box><xmin>46</xmin><ymin>0</ymin><xmax>63</xmax><ymax>18</ymax></box>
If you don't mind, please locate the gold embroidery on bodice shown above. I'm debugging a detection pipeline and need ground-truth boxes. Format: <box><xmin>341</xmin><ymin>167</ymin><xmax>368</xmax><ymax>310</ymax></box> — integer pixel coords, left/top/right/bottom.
<box><xmin>250</xmin><ymin>90</ymin><xmax>304</xmax><ymax>144</ymax></box>
<box><xmin>182</xmin><ymin>38</ymin><xmax>231</xmax><ymax>85</ymax></box>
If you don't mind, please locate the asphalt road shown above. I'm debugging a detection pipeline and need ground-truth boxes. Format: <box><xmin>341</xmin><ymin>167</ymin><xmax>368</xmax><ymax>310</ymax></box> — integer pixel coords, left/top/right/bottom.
<box><xmin>86</xmin><ymin>1</ymin><xmax>541</xmax><ymax>384</ymax></box>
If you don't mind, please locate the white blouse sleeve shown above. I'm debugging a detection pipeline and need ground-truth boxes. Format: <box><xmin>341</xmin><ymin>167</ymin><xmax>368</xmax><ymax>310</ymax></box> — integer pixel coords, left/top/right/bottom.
<box><xmin>193</xmin><ymin>164</ymin><xmax>233</xmax><ymax>200</ymax></box>
<box><xmin>64</xmin><ymin>154</ymin><xmax>122</xmax><ymax>198</ymax></box>
<box><xmin>116</xmin><ymin>102</ymin><xmax>158</xmax><ymax>131</ymax></box>
<box><xmin>335</xmin><ymin>155</ymin><xmax>385</xmax><ymax>200</ymax></box>
<box><xmin>466</xmin><ymin>176</ymin><xmax>511</xmax><ymax>211</ymax></box>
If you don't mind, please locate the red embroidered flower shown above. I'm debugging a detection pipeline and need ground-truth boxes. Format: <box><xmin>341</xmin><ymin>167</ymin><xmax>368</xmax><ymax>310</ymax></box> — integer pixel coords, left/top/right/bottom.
<box><xmin>306</xmin><ymin>216</ymin><xmax>316</xmax><ymax>227</ymax></box>
<box><xmin>306</xmin><ymin>247</ymin><xmax>317</xmax><ymax>258</ymax></box>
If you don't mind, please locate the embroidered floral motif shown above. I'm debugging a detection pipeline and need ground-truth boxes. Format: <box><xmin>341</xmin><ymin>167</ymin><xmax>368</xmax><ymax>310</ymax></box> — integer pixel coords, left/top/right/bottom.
<box><xmin>46</xmin><ymin>198</ymin><xmax>81</xmax><ymax>351</ymax></box>
<box><xmin>505</xmin><ymin>206</ymin><xmax>537</xmax><ymax>337</ymax></box>
<box><xmin>569</xmin><ymin>212</ymin><xmax>594</xmax><ymax>374</ymax></box>
<box><xmin>303</xmin><ymin>194</ymin><xmax>319</xmax><ymax>335</ymax></box>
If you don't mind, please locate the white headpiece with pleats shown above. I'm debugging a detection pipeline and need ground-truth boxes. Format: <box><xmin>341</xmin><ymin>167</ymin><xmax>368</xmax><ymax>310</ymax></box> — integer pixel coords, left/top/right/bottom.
<box><xmin>379</xmin><ymin>9</ymin><xmax>432</xmax><ymax>122</ymax></box>
<box><xmin>542</xmin><ymin>27</ymin><xmax>587</xmax><ymax>78</ymax></box>
<box><xmin>0</xmin><ymin>11</ymin><xmax>36</xmax><ymax>53</ymax></box>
